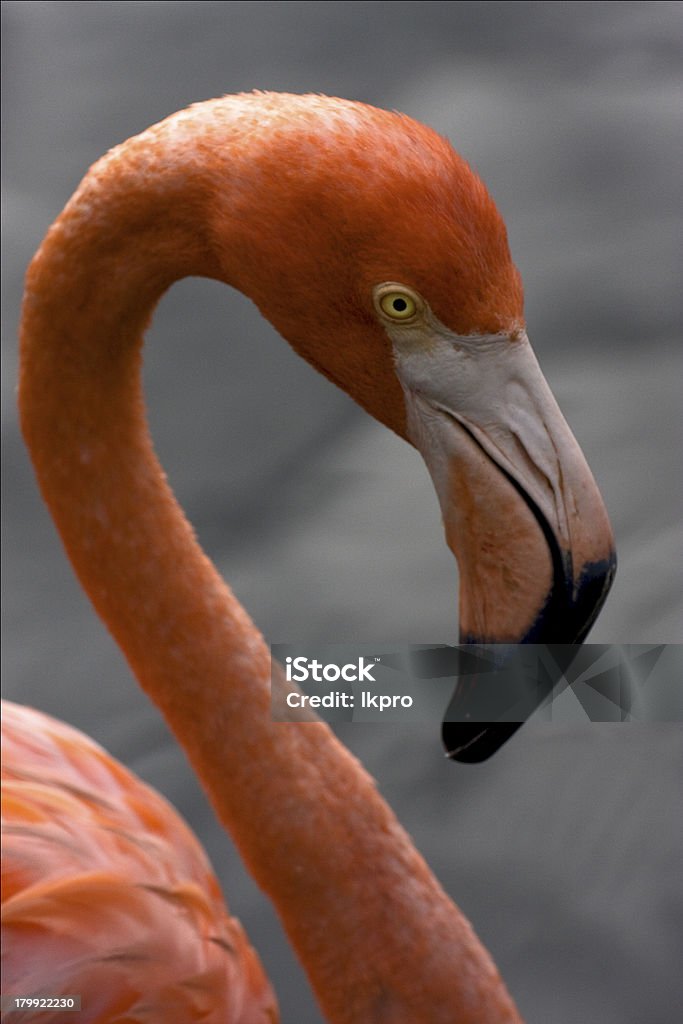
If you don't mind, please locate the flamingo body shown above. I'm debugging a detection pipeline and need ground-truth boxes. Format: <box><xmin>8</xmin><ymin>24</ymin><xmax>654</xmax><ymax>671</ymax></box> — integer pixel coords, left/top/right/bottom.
<box><xmin>1</xmin><ymin>701</ymin><xmax>276</xmax><ymax>1023</ymax></box>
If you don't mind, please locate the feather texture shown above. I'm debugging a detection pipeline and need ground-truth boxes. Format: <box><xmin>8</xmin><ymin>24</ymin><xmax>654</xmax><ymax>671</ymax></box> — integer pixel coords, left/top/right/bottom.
<box><xmin>1</xmin><ymin>701</ymin><xmax>277</xmax><ymax>1023</ymax></box>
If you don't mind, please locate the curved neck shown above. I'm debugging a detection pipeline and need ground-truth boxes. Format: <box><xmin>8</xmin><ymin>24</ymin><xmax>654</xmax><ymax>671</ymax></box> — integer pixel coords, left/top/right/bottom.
<box><xmin>19</xmin><ymin>108</ymin><xmax>522</xmax><ymax>1023</ymax></box>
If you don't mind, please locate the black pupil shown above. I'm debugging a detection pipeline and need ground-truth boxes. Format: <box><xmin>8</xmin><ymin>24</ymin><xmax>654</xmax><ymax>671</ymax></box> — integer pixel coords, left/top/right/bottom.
<box><xmin>392</xmin><ymin>298</ymin><xmax>408</xmax><ymax>312</ymax></box>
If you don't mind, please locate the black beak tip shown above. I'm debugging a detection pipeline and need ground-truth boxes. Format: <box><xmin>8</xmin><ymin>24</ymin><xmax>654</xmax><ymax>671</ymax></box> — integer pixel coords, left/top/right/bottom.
<box><xmin>570</xmin><ymin>551</ymin><xmax>617</xmax><ymax>644</ymax></box>
<box><xmin>444</xmin><ymin>551</ymin><xmax>617</xmax><ymax>764</ymax></box>
<box><xmin>442</xmin><ymin>722</ymin><xmax>522</xmax><ymax>763</ymax></box>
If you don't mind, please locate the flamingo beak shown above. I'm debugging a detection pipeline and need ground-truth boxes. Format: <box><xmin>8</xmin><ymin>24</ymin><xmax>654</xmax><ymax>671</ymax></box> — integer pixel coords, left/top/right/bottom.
<box><xmin>393</xmin><ymin>330</ymin><xmax>616</xmax><ymax>760</ymax></box>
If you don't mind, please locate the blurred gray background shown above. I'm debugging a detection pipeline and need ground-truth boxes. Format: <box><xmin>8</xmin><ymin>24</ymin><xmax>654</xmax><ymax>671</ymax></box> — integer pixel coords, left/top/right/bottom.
<box><xmin>2</xmin><ymin>2</ymin><xmax>682</xmax><ymax>1021</ymax></box>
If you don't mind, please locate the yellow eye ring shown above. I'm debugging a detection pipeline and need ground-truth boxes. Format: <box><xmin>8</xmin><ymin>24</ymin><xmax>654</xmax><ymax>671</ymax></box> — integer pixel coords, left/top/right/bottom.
<box><xmin>379</xmin><ymin>291</ymin><xmax>417</xmax><ymax>320</ymax></box>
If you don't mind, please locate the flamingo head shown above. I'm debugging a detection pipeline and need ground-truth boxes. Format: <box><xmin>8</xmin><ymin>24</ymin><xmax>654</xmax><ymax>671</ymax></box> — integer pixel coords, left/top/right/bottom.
<box><xmin>211</xmin><ymin>93</ymin><xmax>616</xmax><ymax>651</ymax></box>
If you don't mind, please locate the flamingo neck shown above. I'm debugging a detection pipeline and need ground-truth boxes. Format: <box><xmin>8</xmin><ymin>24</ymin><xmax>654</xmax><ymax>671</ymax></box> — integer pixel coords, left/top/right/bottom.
<box><xmin>19</xmin><ymin>102</ymin><xmax>522</xmax><ymax>1023</ymax></box>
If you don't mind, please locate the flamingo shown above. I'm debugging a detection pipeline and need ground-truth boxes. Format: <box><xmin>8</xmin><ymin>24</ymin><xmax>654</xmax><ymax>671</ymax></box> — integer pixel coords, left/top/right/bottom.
<box><xmin>4</xmin><ymin>91</ymin><xmax>615</xmax><ymax>1022</ymax></box>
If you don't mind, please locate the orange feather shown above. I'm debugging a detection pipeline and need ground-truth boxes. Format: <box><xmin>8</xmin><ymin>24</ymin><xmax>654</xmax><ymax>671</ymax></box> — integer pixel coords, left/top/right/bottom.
<box><xmin>2</xmin><ymin>701</ymin><xmax>277</xmax><ymax>1023</ymax></box>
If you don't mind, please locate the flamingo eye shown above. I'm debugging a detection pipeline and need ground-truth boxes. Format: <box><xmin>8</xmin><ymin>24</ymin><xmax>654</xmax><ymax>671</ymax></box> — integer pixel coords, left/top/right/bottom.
<box><xmin>377</xmin><ymin>288</ymin><xmax>419</xmax><ymax>321</ymax></box>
